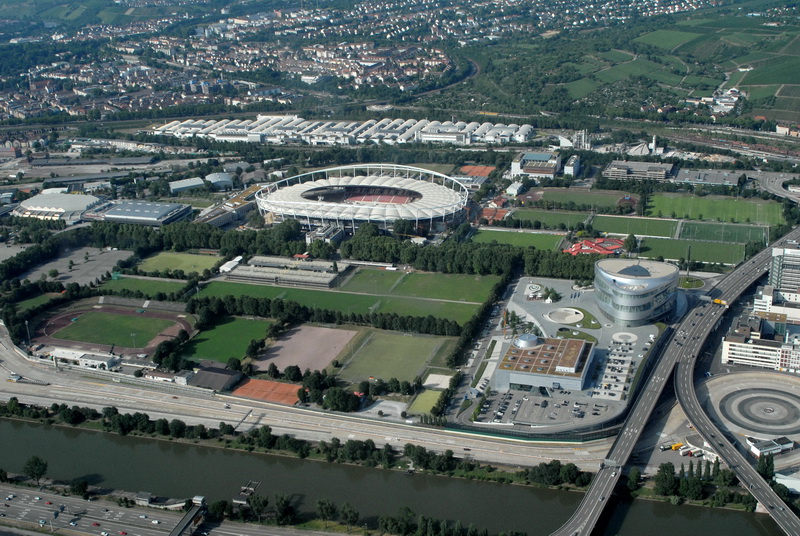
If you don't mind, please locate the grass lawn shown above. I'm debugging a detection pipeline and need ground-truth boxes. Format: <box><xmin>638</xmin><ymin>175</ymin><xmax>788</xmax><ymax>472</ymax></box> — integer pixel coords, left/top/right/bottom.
<box><xmin>393</xmin><ymin>272</ymin><xmax>500</xmax><ymax>302</ymax></box>
<box><xmin>54</xmin><ymin>312</ymin><xmax>174</xmax><ymax>346</ymax></box>
<box><xmin>634</xmin><ymin>30</ymin><xmax>702</xmax><ymax>50</ymax></box>
<box><xmin>648</xmin><ymin>194</ymin><xmax>784</xmax><ymax>225</ymax></box>
<box><xmin>100</xmin><ymin>277</ymin><xmax>186</xmax><ymax>297</ymax></box>
<box><xmin>408</xmin><ymin>163</ymin><xmax>455</xmax><ymax>174</ymax></box>
<box><xmin>541</xmin><ymin>188</ymin><xmax>631</xmax><ymax>209</ymax></box>
<box><xmin>139</xmin><ymin>252</ymin><xmax>219</xmax><ymax>274</ymax></box>
<box><xmin>408</xmin><ymin>389</ymin><xmax>442</xmax><ymax>415</ymax></box>
<box><xmin>14</xmin><ymin>293</ymin><xmax>60</xmax><ymax>312</ymax></box>
<box><xmin>679</xmin><ymin>277</ymin><xmax>705</xmax><ymax>289</ymax></box>
<box><xmin>513</xmin><ymin>209</ymin><xmax>587</xmax><ymax>228</ymax></box>
<box><xmin>679</xmin><ymin>222</ymin><xmax>768</xmax><ymax>243</ymax></box>
<box><xmin>183</xmin><ymin>316</ymin><xmax>271</xmax><ymax>362</ymax></box>
<box><xmin>472</xmin><ymin>230</ymin><xmax>563</xmax><ymax>249</ymax></box>
<box><xmin>337</xmin><ymin>331</ymin><xmax>450</xmax><ymax>383</ymax></box>
<box><xmin>640</xmin><ymin>238</ymin><xmax>744</xmax><ymax>264</ymax></box>
<box><xmin>340</xmin><ymin>269</ymin><xmax>403</xmax><ymax>294</ymax></box>
<box><xmin>198</xmin><ymin>281</ymin><xmax>479</xmax><ymax>324</ymax></box>
<box><xmin>591</xmin><ymin>216</ymin><xmax>677</xmax><ymax>237</ymax></box>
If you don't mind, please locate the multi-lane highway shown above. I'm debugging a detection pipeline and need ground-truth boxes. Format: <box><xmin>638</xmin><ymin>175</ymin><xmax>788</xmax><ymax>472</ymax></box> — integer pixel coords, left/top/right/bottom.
<box><xmin>0</xmin><ymin>485</ymin><xmax>180</xmax><ymax>536</ymax></box>
<box><xmin>552</xmin><ymin>225</ymin><xmax>800</xmax><ymax>536</ymax></box>
<box><xmin>674</xmin><ymin>230</ymin><xmax>800</xmax><ymax>536</ymax></box>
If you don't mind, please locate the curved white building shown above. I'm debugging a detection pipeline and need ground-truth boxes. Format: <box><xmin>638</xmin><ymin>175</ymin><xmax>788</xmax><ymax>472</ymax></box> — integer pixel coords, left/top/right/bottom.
<box><xmin>13</xmin><ymin>192</ymin><xmax>100</xmax><ymax>223</ymax></box>
<box><xmin>255</xmin><ymin>164</ymin><xmax>468</xmax><ymax>230</ymax></box>
<box><xmin>594</xmin><ymin>259</ymin><xmax>679</xmax><ymax>327</ymax></box>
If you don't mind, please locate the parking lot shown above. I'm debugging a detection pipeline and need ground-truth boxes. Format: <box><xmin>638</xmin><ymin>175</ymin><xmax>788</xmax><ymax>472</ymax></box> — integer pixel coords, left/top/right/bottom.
<box><xmin>472</xmin><ymin>386</ymin><xmax>615</xmax><ymax>427</ymax></box>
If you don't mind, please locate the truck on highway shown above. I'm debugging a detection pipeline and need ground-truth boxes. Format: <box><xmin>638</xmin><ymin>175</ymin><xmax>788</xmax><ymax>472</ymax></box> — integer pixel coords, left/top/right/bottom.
<box><xmin>671</xmin><ymin>443</ymin><xmax>684</xmax><ymax>450</ymax></box>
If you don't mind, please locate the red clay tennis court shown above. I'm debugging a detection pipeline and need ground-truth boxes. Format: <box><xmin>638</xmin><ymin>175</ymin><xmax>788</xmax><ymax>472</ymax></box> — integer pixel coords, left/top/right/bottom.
<box><xmin>233</xmin><ymin>378</ymin><xmax>300</xmax><ymax>405</ymax></box>
<box><xmin>459</xmin><ymin>165</ymin><xmax>496</xmax><ymax>177</ymax></box>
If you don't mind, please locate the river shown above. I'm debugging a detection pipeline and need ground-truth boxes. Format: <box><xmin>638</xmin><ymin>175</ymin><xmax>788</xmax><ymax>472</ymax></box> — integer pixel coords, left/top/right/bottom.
<box><xmin>0</xmin><ymin>420</ymin><xmax>782</xmax><ymax>536</ymax></box>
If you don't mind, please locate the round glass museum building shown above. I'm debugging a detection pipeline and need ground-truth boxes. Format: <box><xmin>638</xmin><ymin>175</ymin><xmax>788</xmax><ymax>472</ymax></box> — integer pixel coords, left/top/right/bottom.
<box><xmin>594</xmin><ymin>258</ymin><xmax>679</xmax><ymax>327</ymax></box>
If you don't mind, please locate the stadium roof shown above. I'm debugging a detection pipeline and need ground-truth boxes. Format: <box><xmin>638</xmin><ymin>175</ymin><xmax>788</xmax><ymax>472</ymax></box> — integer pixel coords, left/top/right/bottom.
<box><xmin>257</xmin><ymin>164</ymin><xmax>467</xmax><ymax>223</ymax></box>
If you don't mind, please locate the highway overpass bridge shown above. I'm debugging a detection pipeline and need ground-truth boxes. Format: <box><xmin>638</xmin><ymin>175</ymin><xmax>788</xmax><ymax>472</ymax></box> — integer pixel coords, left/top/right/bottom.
<box><xmin>551</xmin><ymin>224</ymin><xmax>800</xmax><ymax>536</ymax></box>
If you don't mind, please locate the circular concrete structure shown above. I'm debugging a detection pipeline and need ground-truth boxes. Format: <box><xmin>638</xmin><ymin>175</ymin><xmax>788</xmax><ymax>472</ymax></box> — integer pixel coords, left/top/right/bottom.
<box><xmin>699</xmin><ymin>373</ymin><xmax>800</xmax><ymax>439</ymax></box>
<box><xmin>594</xmin><ymin>258</ymin><xmax>679</xmax><ymax>327</ymax></box>
<box><xmin>546</xmin><ymin>308</ymin><xmax>584</xmax><ymax>324</ymax></box>
<box><xmin>255</xmin><ymin>164</ymin><xmax>468</xmax><ymax>230</ymax></box>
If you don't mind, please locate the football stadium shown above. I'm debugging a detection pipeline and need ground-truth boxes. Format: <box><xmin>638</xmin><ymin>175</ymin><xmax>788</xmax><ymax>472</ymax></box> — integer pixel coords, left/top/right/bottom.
<box><xmin>255</xmin><ymin>164</ymin><xmax>469</xmax><ymax>231</ymax></box>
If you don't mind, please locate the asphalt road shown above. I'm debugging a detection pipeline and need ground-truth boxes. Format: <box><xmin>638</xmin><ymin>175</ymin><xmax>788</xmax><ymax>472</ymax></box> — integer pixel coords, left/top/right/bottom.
<box><xmin>674</xmin><ymin>230</ymin><xmax>800</xmax><ymax>536</ymax></box>
<box><xmin>0</xmin><ymin>485</ymin><xmax>352</xmax><ymax>536</ymax></box>
<box><xmin>551</xmin><ymin>224</ymin><xmax>800</xmax><ymax>536</ymax></box>
<box><xmin>0</xmin><ymin>485</ymin><xmax>179</xmax><ymax>536</ymax></box>
<box><xmin>0</xmin><ymin>324</ymin><xmax>614</xmax><ymax>472</ymax></box>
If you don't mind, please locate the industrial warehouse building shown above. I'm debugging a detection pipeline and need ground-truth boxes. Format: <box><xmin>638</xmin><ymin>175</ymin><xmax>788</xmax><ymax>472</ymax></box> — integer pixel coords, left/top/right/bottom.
<box><xmin>151</xmin><ymin>115</ymin><xmax>534</xmax><ymax>146</ymax></box>
<box><xmin>594</xmin><ymin>258</ymin><xmax>679</xmax><ymax>327</ymax></box>
<box><xmin>101</xmin><ymin>201</ymin><xmax>193</xmax><ymax>226</ymax></box>
<box><xmin>492</xmin><ymin>334</ymin><xmax>595</xmax><ymax>391</ymax></box>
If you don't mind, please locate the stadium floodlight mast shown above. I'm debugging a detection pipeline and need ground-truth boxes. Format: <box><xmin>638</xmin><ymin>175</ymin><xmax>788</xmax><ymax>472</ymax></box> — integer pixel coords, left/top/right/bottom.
<box><xmin>25</xmin><ymin>320</ymin><xmax>30</xmax><ymax>346</ymax></box>
<box><xmin>131</xmin><ymin>333</ymin><xmax>136</xmax><ymax>349</ymax></box>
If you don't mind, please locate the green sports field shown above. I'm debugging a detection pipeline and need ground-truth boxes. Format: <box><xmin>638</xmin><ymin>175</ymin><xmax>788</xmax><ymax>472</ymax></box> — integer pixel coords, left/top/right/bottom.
<box><xmin>54</xmin><ymin>311</ymin><xmax>174</xmax><ymax>347</ymax></box>
<box><xmin>393</xmin><ymin>272</ymin><xmax>500</xmax><ymax>302</ymax></box>
<box><xmin>138</xmin><ymin>252</ymin><xmax>219</xmax><ymax>274</ymax></box>
<box><xmin>471</xmin><ymin>230</ymin><xmax>563</xmax><ymax>250</ymax></box>
<box><xmin>513</xmin><ymin>209</ymin><xmax>587</xmax><ymax>228</ymax></box>
<box><xmin>648</xmin><ymin>194</ymin><xmax>784</xmax><ymax>225</ymax></box>
<box><xmin>408</xmin><ymin>389</ymin><xmax>442</xmax><ymax>415</ymax></box>
<box><xmin>679</xmin><ymin>222</ymin><xmax>768</xmax><ymax>244</ymax></box>
<box><xmin>15</xmin><ymin>293</ymin><xmax>60</xmax><ymax>312</ymax></box>
<box><xmin>639</xmin><ymin>238</ymin><xmax>745</xmax><ymax>264</ymax></box>
<box><xmin>541</xmin><ymin>189</ymin><xmax>631</xmax><ymax>209</ymax></box>
<box><xmin>198</xmin><ymin>281</ymin><xmax>480</xmax><ymax>324</ymax></box>
<box><xmin>100</xmin><ymin>277</ymin><xmax>186</xmax><ymax>297</ymax></box>
<box><xmin>591</xmin><ymin>216</ymin><xmax>676</xmax><ymax>237</ymax></box>
<box><xmin>340</xmin><ymin>268</ymin><xmax>500</xmax><ymax>302</ymax></box>
<box><xmin>338</xmin><ymin>331</ymin><xmax>453</xmax><ymax>383</ymax></box>
<box><xmin>340</xmin><ymin>269</ymin><xmax>402</xmax><ymax>294</ymax></box>
<box><xmin>182</xmin><ymin>316</ymin><xmax>271</xmax><ymax>362</ymax></box>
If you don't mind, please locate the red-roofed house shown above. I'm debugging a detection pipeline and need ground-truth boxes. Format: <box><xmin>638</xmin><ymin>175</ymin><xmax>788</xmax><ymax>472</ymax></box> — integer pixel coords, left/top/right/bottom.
<box><xmin>563</xmin><ymin>238</ymin><xmax>625</xmax><ymax>256</ymax></box>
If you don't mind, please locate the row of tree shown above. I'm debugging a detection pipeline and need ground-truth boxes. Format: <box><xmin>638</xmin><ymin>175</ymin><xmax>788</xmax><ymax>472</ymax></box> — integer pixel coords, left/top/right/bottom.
<box><xmin>651</xmin><ymin>460</ymin><xmax>758</xmax><ymax>508</ymax></box>
<box><xmin>517</xmin><ymin>459</ymin><xmax>593</xmax><ymax>487</ymax></box>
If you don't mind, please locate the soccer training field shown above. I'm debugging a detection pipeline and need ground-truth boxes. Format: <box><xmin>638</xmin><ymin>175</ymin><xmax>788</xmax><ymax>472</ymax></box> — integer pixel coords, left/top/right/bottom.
<box><xmin>337</xmin><ymin>331</ymin><xmax>453</xmax><ymax>383</ymax></box>
<box><xmin>679</xmin><ymin>222</ymin><xmax>768</xmax><ymax>244</ymax></box>
<box><xmin>471</xmin><ymin>230</ymin><xmax>564</xmax><ymax>249</ymax></box>
<box><xmin>54</xmin><ymin>311</ymin><xmax>174</xmax><ymax>347</ymax></box>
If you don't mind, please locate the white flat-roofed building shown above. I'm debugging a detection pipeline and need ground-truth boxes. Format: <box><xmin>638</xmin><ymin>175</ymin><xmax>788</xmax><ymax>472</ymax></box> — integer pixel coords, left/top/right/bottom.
<box><xmin>510</xmin><ymin>152</ymin><xmax>561</xmax><ymax>179</ymax></box>
<box><xmin>506</xmin><ymin>181</ymin><xmax>524</xmax><ymax>196</ymax></box>
<box><xmin>564</xmin><ymin>155</ymin><xmax>581</xmax><ymax>177</ymax></box>
<box><xmin>151</xmin><ymin>115</ymin><xmax>533</xmax><ymax>146</ymax></box>
<box><xmin>50</xmin><ymin>348</ymin><xmax>118</xmax><ymax>370</ymax></box>
<box><xmin>101</xmin><ymin>201</ymin><xmax>193</xmax><ymax>226</ymax></box>
<box><xmin>672</xmin><ymin>169</ymin><xmax>740</xmax><ymax>186</ymax></box>
<box><xmin>604</xmin><ymin>160</ymin><xmax>674</xmax><ymax>181</ymax></box>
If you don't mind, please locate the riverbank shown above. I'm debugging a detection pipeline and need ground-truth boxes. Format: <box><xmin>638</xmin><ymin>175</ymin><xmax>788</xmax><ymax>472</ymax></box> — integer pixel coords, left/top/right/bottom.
<box><xmin>0</xmin><ymin>419</ymin><xmax>784</xmax><ymax>536</ymax></box>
